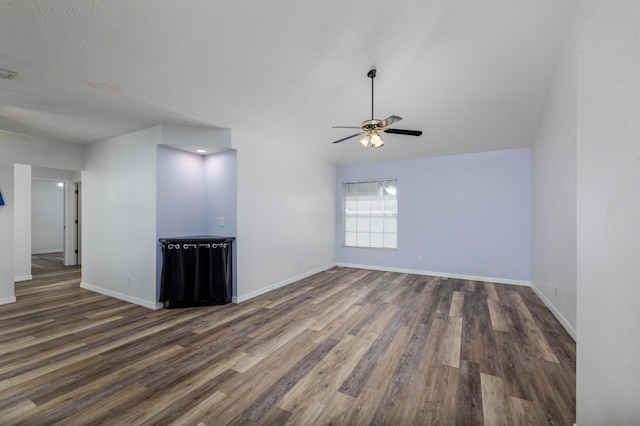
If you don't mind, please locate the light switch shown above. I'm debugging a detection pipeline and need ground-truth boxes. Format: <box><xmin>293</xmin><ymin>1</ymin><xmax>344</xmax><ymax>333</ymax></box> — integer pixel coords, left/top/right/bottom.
<box><xmin>219</xmin><ymin>216</ymin><xmax>224</xmax><ymax>227</ymax></box>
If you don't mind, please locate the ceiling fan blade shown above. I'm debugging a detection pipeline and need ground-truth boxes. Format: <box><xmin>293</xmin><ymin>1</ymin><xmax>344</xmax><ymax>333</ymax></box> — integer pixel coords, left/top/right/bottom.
<box><xmin>384</xmin><ymin>128</ymin><xmax>423</xmax><ymax>136</ymax></box>
<box><xmin>379</xmin><ymin>115</ymin><xmax>402</xmax><ymax>128</ymax></box>
<box><xmin>332</xmin><ymin>133</ymin><xmax>362</xmax><ymax>144</ymax></box>
<box><xmin>332</xmin><ymin>126</ymin><xmax>362</xmax><ymax>129</ymax></box>
<box><xmin>0</xmin><ymin>129</ymin><xmax>31</xmax><ymax>142</ymax></box>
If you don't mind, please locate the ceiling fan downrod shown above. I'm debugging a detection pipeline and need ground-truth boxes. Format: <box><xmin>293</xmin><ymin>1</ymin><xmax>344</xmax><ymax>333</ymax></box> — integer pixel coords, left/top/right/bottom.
<box><xmin>368</xmin><ymin>69</ymin><xmax>376</xmax><ymax>120</ymax></box>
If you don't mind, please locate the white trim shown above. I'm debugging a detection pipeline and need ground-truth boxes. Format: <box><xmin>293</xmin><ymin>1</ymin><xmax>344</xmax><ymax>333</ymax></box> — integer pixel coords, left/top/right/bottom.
<box><xmin>32</xmin><ymin>249</ymin><xmax>64</xmax><ymax>255</ymax></box>
<box><xmin>14</xmin><ymin>275</ymin><xmax>32</xmax><ymax>282</ymax></box>
<box><xmin>530</xmin><ymin>284</ymin><xmax>577</xmax><ymax>341</ymax></box>
<box><xmin>336</xmin><ymin>262</ymin><xmax>531</xmax><ymax>287</ymax></box>
<box><xmin>80</xmin><ymin>281</ymin><xmax>163</xmax><ymax>310</ymax></box>
<box><xmin>0</xmin><ymin>296</ymin><xmax>17</xmax><ymax>305</ymax></box>
<box><xmin>233</xmin><ymin>263</ymin><xmax>336</xmax><ymax>303</ymax></box>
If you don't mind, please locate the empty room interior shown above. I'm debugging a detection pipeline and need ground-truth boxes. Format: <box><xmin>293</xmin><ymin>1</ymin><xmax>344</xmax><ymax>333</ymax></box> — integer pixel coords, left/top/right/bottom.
<box><xmin>0</xmin><ymin>1</ymin><xmax>639</xmax><ymax>425</ymax></box>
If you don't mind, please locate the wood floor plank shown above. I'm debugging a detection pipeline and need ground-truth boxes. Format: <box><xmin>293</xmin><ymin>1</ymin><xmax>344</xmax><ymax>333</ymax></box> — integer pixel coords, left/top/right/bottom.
<box><xmin>140</xmin><ymin>370</ymin><xmax>239</xmax><ymax>426</ymax></box>
<box><xmin>487</xmin><ymin>297</ymin><xmax>511</xmax><ymax>332</ymax></box>
<box><xmin>205</xmin><ymin>338</ymin><xmax>337</xmax><ymax>426</ymax></box>
<box><xmin>484</xmin><ymin>282</ymin><xmax>500</xmax><ymax>300</ymax></box>
<box><xmin>396</xmin><ymin>317</ymin><xmax>449</xmax><ymax>423</ymax></box>
<box><xmin>361</xmin><ymin>325</ymin><xmax>413</xmax><ymax>393</ymax></box>
<box><xmin>311</xmin><ymin>304</ymin><xmax>362</xmax><ymax>343</ymax></box>
<box><xmin>166</xmin><ymin>390</ymin><xmax>228</xmax><ymax>426</ymax></box>
<box><xmin>509</xmin><ymin>292</ymin><xmax>560</xmax><ymax>363</ymax></box>
<box><xmin>338</xmin><ymin>304</ymin><xmax>400</xmax><ymax>397</ymax></box>
<box><xmin>50</xmin><ymin>383</ymin><xmax>149</xmax><ymax>426</ymax></box>
<box><xmin>441</xmin><ymin>315</ymin><xmax>463</xmax><ymax>368</ymax></box>
<box><xmin>481</xmin><ymin>372</ymin><xmax>512</xmax><ymax>426</ymax></box>
<box><xmin>232</xmin><ymin>317</ymin><xmax>317</xmax><ymax>373</ymax></box>
<box><xmin>107</xmin><ymin>356</ymin><xmax>245</xmax><ymax>425</ymax></box>
<box><xmin>494</xmin><ymin>330</ymin><xmax>532</xmax><ymax>401</ymax></box>
<box><xmin>456</xmin><ymin>360</ymin><xmax>484</xmax><ymax>424</ymax></box>
<box><xmin>370</xmin><ymin>380</ymin><xmax>411</xmax><ymax>425</ymax></box>
<box><xmin>461</xmin><ymin>291</ymin><xmax>501</xmax><ymax>376</ymax></box>
<box><xmin>277</xmin><ymin>334</ymin><xmax>365</xmax><ymax>412</ymax></box>
<box><xmin>424</xmin><ymin>364</ymin><xmax>460</xmax><ymax>424</ymax></box>
<box><xmin>0</xmin><ymin>255</ymin><xmax>576</xmax><ymax>425</ymax></box>
<box><xmin>449</xmin><ymin>290</ymin><xmax>464</xmax><ymax>317</ymax></box>
<box><xmin>0</xmin><ymin>398</ymin><xmax>37</xmax><ymax>424</ymax></box>
<box><xmin>284</xmin><ymin>399</ymin><xmax>326</xmax><ymax>425</ymax></box>
<box><xmin>509</xmin><ymin>396</ymin><xmax>541</xmax><ymax>425</ymax></box>
<box><xmin>341</xmin><ymin>386</ymin><xmax>383</xmax><ymax>425</ymax></box>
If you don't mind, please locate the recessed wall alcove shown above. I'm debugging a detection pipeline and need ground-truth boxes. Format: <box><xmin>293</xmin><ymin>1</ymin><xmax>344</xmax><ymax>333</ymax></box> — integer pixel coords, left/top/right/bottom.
<box><xmin>156</xmin><ymin>145</ymin><xmax>237</xmax><ymax>300</ymax></box>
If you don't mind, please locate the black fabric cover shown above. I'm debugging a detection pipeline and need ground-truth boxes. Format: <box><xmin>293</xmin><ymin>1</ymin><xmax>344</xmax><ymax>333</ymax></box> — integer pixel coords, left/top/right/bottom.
<box><xmin>159</xmin><ymin>236</ymin><xmax>234</xmax><ymax>308</ymax></box>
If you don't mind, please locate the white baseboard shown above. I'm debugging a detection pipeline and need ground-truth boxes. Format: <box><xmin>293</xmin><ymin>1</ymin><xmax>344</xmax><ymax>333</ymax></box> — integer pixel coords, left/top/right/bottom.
<box><xmin>336</xmin><ymin>263</ymin><xmax>531</xmax><ymax>287</ymax></box>
<box><xmin>0</xmin><ymin>296</ymin><xmax>17</xmax><ymax>306</ymax></box>
<box><xmin>80</xmin><ymin>281</ymin><xmax>163</xmax><ymax>310</ymax></box>
<box><xmin>233</xmin><ymin>263</ymin><xmax>337</xmax><ymax>303</ymax></box>
<box><xmin>32</xmin><ymin>249</ymin><xmax>64</xmax><ymax>255</ymax></box>
<box><xmin>530</xmin><ymin>284</ymin><xmax>577</xmax><ymax>341</ymax></box>
<box><xmin>14</xmin><ymin>275</ymin><xmax>33</xmax><ymax>282</ymax></box>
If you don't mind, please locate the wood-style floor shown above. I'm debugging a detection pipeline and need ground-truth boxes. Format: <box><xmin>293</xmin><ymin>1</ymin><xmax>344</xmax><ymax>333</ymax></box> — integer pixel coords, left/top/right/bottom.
<box><xmin>0</xmin><ymin>254</ymin><xmax>575</xmax><ymax>425</ymax></box>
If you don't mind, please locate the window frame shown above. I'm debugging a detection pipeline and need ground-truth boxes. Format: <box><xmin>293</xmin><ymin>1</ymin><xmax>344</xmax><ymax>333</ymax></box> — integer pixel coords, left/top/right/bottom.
<box><xmin>342</xmin><ymin>178</ymin><xmax>398</xmax><ymax>250</ymax></box>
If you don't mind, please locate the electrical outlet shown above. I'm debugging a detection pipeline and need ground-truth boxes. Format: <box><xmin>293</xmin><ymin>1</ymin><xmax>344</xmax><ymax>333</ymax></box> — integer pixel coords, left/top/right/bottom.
<box><xmin>219</xmin><ymin>216</ymin><xmax>225</xmax><ymax>227</ymax></box>
<box><xmin>417</xmin><ymin>256</ymin><xmax>423</xmax><ymax>262</ymax></box>
<box><xmin>127</xmin><ymin>276</ymin><xmax>131</xmax><ymax>287</ymax></box>
<box><xmin>555</xmin><ymin>286</ymin><xmax>558</xmax><ymax>296</ymax></box>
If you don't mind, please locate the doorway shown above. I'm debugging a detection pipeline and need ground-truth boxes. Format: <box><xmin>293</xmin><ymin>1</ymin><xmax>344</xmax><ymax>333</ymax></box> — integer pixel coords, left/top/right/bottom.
<box><xmin>30</xmin><ymin>167</ymin><xmax>81</xmax><ymax>268</ymax></box>
<box><xmin>31</xmin><ymin>179</ymin><xmax>65</xmax><ymax>268</ymax></box>
<box><xmin>12</xmin><ymin>164</ymin><xmax>83</xmax><ymax>301</ymax></box>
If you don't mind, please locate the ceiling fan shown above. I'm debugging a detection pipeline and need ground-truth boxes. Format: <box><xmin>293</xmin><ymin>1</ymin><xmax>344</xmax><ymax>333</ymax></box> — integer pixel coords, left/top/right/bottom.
<box><xmin>331</xmin><ymin>69</ymin><xmax>422</xmax><ymax>148</ymax></box>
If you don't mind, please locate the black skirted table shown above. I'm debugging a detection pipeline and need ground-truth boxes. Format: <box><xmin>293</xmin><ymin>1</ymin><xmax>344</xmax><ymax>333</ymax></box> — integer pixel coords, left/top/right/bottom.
<box><xmin>159</xmin><ymin>236</ymin><xmax>235</xmax><ymax>308</ymax></box>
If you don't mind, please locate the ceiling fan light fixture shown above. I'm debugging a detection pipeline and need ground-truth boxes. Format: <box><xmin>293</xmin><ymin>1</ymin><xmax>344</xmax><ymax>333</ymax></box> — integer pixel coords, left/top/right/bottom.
<box><xmin>371</xmin><ymin>132</ymin><xmax>384</xmax><ymax>148</ymax></box>
<box><xmin>359</xmin><ymin>134</ymin><xmax>370</xmax><ymax>147</ymax></box>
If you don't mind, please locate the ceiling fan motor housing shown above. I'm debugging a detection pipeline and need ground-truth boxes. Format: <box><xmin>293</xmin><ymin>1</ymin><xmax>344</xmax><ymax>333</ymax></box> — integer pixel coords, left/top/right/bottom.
<box><xmin>361</xmin><ymin>119</ymin><xmax>381</xmax><ymax>131</ymax></box>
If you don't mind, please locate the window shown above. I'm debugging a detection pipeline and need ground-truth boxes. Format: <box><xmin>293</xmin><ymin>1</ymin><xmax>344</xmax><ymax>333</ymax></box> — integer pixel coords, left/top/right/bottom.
<box><xmin>343</xmin><ymin>179</ymin><xmax>397</xmax><ymax>249</ymax></box>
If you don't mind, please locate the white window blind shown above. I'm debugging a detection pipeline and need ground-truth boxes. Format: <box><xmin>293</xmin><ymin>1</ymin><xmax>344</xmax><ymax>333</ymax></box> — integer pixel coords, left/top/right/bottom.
<box><xmin>343</xmin><ymin>179</ymin><xmax>397</xmax><ymax>249</ymax></box>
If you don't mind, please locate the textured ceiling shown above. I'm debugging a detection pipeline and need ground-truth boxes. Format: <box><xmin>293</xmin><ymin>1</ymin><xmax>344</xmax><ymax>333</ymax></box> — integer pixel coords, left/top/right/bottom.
<box><xmin>0</xmin><ymin>0</ymin><xmax>575</xmax><ymax>164</ymax></box>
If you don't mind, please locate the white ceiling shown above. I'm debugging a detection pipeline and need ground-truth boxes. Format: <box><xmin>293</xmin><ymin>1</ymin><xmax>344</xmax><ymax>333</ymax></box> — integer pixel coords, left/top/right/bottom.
<box><xmin>0</xmin><ymin>0</ymin><xmax>575</xmax><ymax>165</ymax></box>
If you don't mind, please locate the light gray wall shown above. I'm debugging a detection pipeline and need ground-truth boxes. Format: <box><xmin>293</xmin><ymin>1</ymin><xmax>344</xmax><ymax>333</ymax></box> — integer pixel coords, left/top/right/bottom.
<box><xmin>32</xmin><ymin>166</ymin><xmax>78</xmax><ymax>181</ymax></box>
<box><xmin>82</xmin><ymin>126</ymin><xmax>160</xmax><ymax>308</ymax></box>
<box><xmin>204</xmin><ymin>149</ymin><xmax>237</xmax><ymax>239</ymax></box>
<box><xmin>156</xmin><ymin>146</ymin><xmax>207</xmax><ymax>238</ymax></box>
<box><xmin>13</xmin><ymin>164</ymin><xmax>31</xmax><ymax>282</ymax></box>
<box><xmin>529</xmin><ymin>0</ymin><xmax>596</xmax><ymax>339</ymax></box>
<box><xmin>576</xmin><ymin>1</ymin><xmax>640</xmax><ymax>423</ymax></box>
<box><xmin>204</xmin><ymin>149</ymin><xmax>238</xmax><ymax>295</ymax></box>
<box><xmin>0</xmin><ymin>165</ymin><xmax>15</xmax><ymax>304</ymax></box>
<box><xmin>233</xmin><ymin>129</ymin><xmax>336</xmax><ymax>302</ymax></box>
<box><xmin>336</xmin><ymin>148</ymin><xmax>531</xmax><ymax>284</ymax></box>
